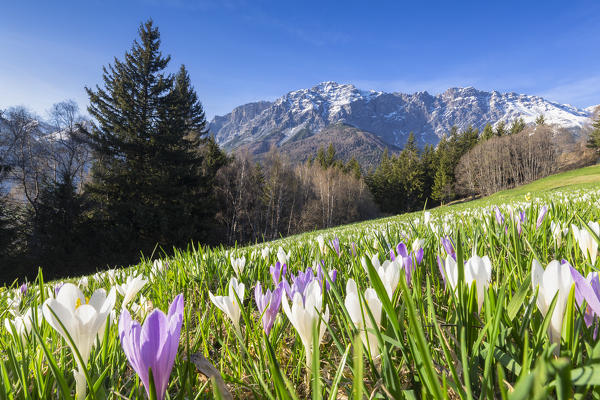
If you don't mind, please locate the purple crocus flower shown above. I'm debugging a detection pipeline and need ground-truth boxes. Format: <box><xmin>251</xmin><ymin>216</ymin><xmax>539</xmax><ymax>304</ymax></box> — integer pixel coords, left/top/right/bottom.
<box><xmin>329</xmin><ymin>237</ymin><xmax>341</xmax><ymax>257</ymax></box>
<box><xmin>415</xmin><ymin>248</ymin><xmax>424</xmax><ymax>264</ymax></box>
<box><xmin>392</xmin><ymin>243</ymin><xmax>415</xmax><ymax>285</ymax></box>
<box><xmin>54</xmin><ymin>283</ymin><xmax>64</xmax><ymax>297</ymax></box>
<box><xmin>316</xmin><ymin>261</ymin><xmax>337</xmax><ymax>291</ymax></box>
<box><xmin>517</xmin><ymin>211</ymin><xmax>526</xmax><ymax>236</ymax></box>
<box><xmin>350</xmin><ymin>242</ymin><xmax>357</xmax><ymax>257</ymax></box>
<box><xmin>412</xmin><ymin>239</ymin><xmax>424</xmax><ymax>265</ymax></box>
<box><xmin>536</xmin><ymin>206</ymin><xmax>548</xmax><ymax>230</ymax></box>
<box><xmin>255</xmin><ymin>282</ymin><xmax>283</xmax><ymax>335</ymax></box>
<box><xmin>494</xmin><ymin>207</ymin><xmax>504</xmax><ymax>225</ymax></box>
<box><xmin>441</xmin><ymin>237</ymin><xmax>456</xmax><ymax>260</ymax></box>
<box><xmin>19</xmin><ymin>283</ymin><xmax>28</xmax><ymax>296</ymax></box>
<box><xmin>285</xmin><ymin>268</ymin><xmax>315</xmax><ymax>299</ymax></box>
<box><xmin>436</xmin><ymin>255</ymin><xmax>447</xmax><ymax>288</ymax></box>
<box><xmin>119</xmin><ymin>294</ymin><xmax>184</xmax><ymax>400</ymax></box>
<box><xmin>270</xmin><ymin>262</ymin><xmax>287</xmax><ymax>286</ymax></box>
<box><xmin>570</xmin><ymin>265</ymin><xmax>600</xmax><ymax>329</ymax></box>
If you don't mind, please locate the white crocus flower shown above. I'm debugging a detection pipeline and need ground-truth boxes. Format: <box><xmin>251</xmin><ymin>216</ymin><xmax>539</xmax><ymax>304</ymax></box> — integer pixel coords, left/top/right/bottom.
<box><xmin>551</xmin><ymin>221</ymin><xmax>568</xmax><ymax>247</ymax></box>
<box><xmin>6</xmin><ymin>294</ymin><xmax>21</xmax><ymax>314</ymax></box>
<box><xmin>412</xmin><ymin>238</ymin><xmax>425</xmax><ymax>253</ymax></box>
<box><xmin>230</xmin><ymin>255</ymin><xmax>246</xmax><ymax>278</ymax></box>
<box><xmin>151</xmin><ymin>259</ymin><xmax>168</xmax><ymax>278</ymax></box>
<box><xmin>78</xmin><ymin>277</ymin><xmax>89</xmax><ymax>289</ymax></box>
<box><xmin>531</xmin><ymin>259</ymin><xmax>574</xmax><ymax>347</ymax></box>
<box><xmin>5</xmin><ymin>307</ymin><xmax>41</xmax><ymax>341</ymax></box>
<box><xmin>443</xmin><ymin>254</ymin><xmax>492</xmax><ymax>312</ymax></box>
<box><xmin>130</xmin><ymin>295</ymin><xmax>153</xmax><ymax>319</ymax></box>
<box><xmin>316</xmin><ymin>235</ymin><xmax>327</xmax><ymax>254</ymax></box>
<box><xmin>261</xmin><ymin>246</ymin><xmax>271</xmax><ymax>260</ymax></box>
<box><xmin>377</xmin><ymin>260</ymin><xmax>401</xmax><ymax>300</ymax></box>
<box><xmin>103</xmin><ymin>269</ymin><xmax>118</xmax><ymax>284</ymax></box>
<box><xmin>464</xmin><ymin>255</ymin><xmax>493</xmax><ymax>311</ymax></box>
<box><xmin>209</xmin><ymin>277</ymin><xmax>245</xmax><ymax>332</ymax></box>
<box><xmin>116</xmin><ymin>274</ymin><xmax>148</xmax><ymax>308</ymax></box>
<box><xmin>361</xmin><ymin>254</ymin><xmax>378</xmax><ymax>273</ymax></box>
<box><xmin>424</xmin><ymin>211</ymin><xmax>432</xmax><ymax>226</ymax></box>
<box><xmin>277</xmin><ymin>247</ymin><xmax>289</xmax><ymax>265</ymax></box>
<box><xmin>572</xmin><ymin>222</ymin><xmax>599</xmax><ymax>264</ymax></box>
<box><xmin>345</xmin><ymin>279</ymin><xmax>382</xmax><ymax>359</ymax></box>
<box><xmin>43</xmin><ymin>283</ymin><xmax>116</xmax><ymax>400</ymax></box>
<box><xmin>282</xmin><ymin>280</ymin><xmax>330</xmax><ymax>371</ymax></box>
<box><xmin>92</xmin><ymin>272</ymin><xmax>102</xmax><ymax>283</ymax></box>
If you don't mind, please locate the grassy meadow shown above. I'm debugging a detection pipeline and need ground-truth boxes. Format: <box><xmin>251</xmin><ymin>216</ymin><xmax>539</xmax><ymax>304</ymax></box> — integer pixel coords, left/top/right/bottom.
<box><xmin>1</xmin><ymin>164</ymin><xmax>600</xmax><ymax>399</ymax></box>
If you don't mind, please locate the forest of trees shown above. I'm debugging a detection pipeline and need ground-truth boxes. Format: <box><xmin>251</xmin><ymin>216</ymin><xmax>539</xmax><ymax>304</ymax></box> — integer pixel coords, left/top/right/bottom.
<box><xmin>0</xmin><ymin>20</ymin><xmax>597</xmax><ymax>284</ymax></box>
<box><xmin>456</xmin><ymin>126</ymin><xmax>557</xmax><ymax>196</ymax></box>
<box><xmin>214</xmin><ymin>147</ymin><xmax>374</xmax><ymax>244</ymax></box>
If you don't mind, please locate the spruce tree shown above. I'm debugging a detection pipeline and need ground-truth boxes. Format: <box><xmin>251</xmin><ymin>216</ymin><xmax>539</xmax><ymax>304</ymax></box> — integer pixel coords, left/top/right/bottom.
<box><xmin>343</xmin><ymin>157</ymin><xmax>361</xmax><ymax>179</ymax></box>
<box><xmin>431</xmin><ymin>165</ymin><xmax>450</xmax><ymax>204</ymax></box>
<box><xmin>398</xmin><ymin>132</ymin><xmax>424</xmax><ymax>210</ymax></box>
<box><xmin>481</xmin><ymin>123</ymin><xmax>494</xmax><ymax>141</ymax></box>
<box><xmin>509</xmin><ymin>118</ymin><xmax>526</xmax><ymax>135</ymax></box>
<box><xmin>84</xmin><ymin>20</ymin><xmax>225</xmax><ymax>259</ymax></box>
<box><xmin>495</xmin><ymin>121</ymin><xmax>506</xmax><ymax>136</ymax></box>
<box><xmin>535</xmin><ymin>114</ymin><xmax>546</xmax><ymax>126</ymax></box>
<box><xmin>420</xmin><ymin>144</ymin><xmax>437</xmax><ymax>203</ymax></box>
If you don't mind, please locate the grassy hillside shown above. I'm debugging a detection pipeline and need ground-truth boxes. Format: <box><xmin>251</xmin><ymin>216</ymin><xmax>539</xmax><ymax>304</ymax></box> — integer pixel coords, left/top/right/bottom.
<box><xmin>2</xmin><ymin>165</ymin><xmax>600</xmax><ymax>399</ymax></box>
<box><xmin>485</xmin><ymin>163</ymin><xmax>600</xmax><ymax>201</ymax></box>
<box><xmin>442</xmin><ymin>163</ymin><xmax>600</xmax><ymax>213</ymax></box>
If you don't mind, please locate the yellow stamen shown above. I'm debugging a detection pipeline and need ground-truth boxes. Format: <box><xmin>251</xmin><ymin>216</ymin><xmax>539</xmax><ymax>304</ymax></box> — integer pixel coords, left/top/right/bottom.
<box><xmin>75</xmin><ymin>297</ymin><xmax>90</xmax><ymax>309</ymax></box>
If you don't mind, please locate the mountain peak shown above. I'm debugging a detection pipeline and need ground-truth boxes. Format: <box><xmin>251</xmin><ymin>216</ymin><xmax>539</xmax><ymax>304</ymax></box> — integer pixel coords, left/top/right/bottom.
<box><xmin>210</xmin><ymin>82</ymin><xmax>593</xmax><ymax>152</ymax></box>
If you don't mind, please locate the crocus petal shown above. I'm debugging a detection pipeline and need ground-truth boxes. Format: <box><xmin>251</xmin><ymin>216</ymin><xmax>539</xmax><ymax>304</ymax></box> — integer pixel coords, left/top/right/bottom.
<box><xmin>570</xmin><ymin>267</ymin><xmax>600</xmax><ymax>327</ymax></box>
<box><xmin>436</xmin><ymin>255</ymin><xmax>447</xmax><ymax>288</ymax></box>
<box><xmin>397</xmin><ymin>243</ymin><xmax>409</xmax><ymax>258</ymax></box>
<box><xmin>415</xmin><ymin>248</ymin><xmax>424</xmax><ymax>265</ymax></box>
<box><xmin>56</xmin><ymin>283</ymin><xmax>85</xmax><ymax>311</ymax></box>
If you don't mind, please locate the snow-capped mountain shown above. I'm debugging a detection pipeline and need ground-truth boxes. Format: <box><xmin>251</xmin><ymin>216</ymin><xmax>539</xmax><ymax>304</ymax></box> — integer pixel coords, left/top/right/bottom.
<box><xmin>209</xmin><ymin>81</ymin><xmax>593</xmax><ymax>150</ymax></box>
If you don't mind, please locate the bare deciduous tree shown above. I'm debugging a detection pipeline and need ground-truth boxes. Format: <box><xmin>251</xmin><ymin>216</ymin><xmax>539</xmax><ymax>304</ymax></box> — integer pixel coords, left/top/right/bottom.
<box><xmin>456</xmin><ymin>127</ymin><xmax>557</xmax><ymax>196</ymax></box>
<box><xmin>47</xmin><ymin>100</ymin><xmax>91</xmax><ymax>189</ymax></box>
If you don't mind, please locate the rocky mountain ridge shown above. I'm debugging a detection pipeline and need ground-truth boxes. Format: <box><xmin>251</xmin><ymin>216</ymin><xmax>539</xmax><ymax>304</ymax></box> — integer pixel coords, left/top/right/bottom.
<box><xmin>209</xmin><ymin>82</ymin><xmax>593</xmax><ymax>152</ymax></box>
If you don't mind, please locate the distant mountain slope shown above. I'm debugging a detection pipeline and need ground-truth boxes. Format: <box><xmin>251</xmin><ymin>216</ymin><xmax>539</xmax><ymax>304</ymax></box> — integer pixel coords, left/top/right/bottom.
<box><xmin>209</xmin><ymin>82</ymin><xmax>592</xmax><ymax>153</ymax></box>
<box><xmin>246</xmin><ymin>123</ymin><xmax>399</xmax><ymax>171</ymax></box>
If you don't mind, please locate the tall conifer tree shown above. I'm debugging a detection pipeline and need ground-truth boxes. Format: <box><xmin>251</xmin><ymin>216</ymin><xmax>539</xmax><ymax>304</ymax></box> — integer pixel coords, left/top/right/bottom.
<box><xmin>84</xmin><ymin>20</ymin><xmax>225</xmax><ymax>258</ymax></box>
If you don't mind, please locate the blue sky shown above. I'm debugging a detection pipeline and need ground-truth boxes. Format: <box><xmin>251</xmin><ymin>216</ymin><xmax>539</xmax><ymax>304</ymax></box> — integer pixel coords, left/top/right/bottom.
<box><xmin>1</xmin><ymin>0</ymin><xmax>600</xmax><ymax>120</ymax></box>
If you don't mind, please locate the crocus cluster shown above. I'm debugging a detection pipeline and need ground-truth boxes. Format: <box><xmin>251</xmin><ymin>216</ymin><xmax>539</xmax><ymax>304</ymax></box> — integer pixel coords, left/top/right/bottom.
<box><xmin>255</xmin><ymin>282</ymin><xmax>284</xmax><ymax>335</ymax></box>
<box><xmin>440</xmin><ymin>254</ymin><xmax>492</xmax><ymax>312</ymax></box>
<box><xmin>230</xmin><ymin>255</ymin><xmax>246</xmax><ymax>277</ymax></box>
<box><xmin>282</xmin><ymin>264</ymin><xmax>337</xmax><ymax>300</ymax></box>
<box><xmin>362</xmin><ymin>254</ymin><xmax>400</xmax><ymax>299</ymax></box>
<box><xmin>515</xmin><ymin>210</ymin><xmax>526</xmax><ymax>236</ymax></box>
<box><xmin>389</xmin><ymin>240</ymin><xmax>424</xmax><ymax>285</ymax></box>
